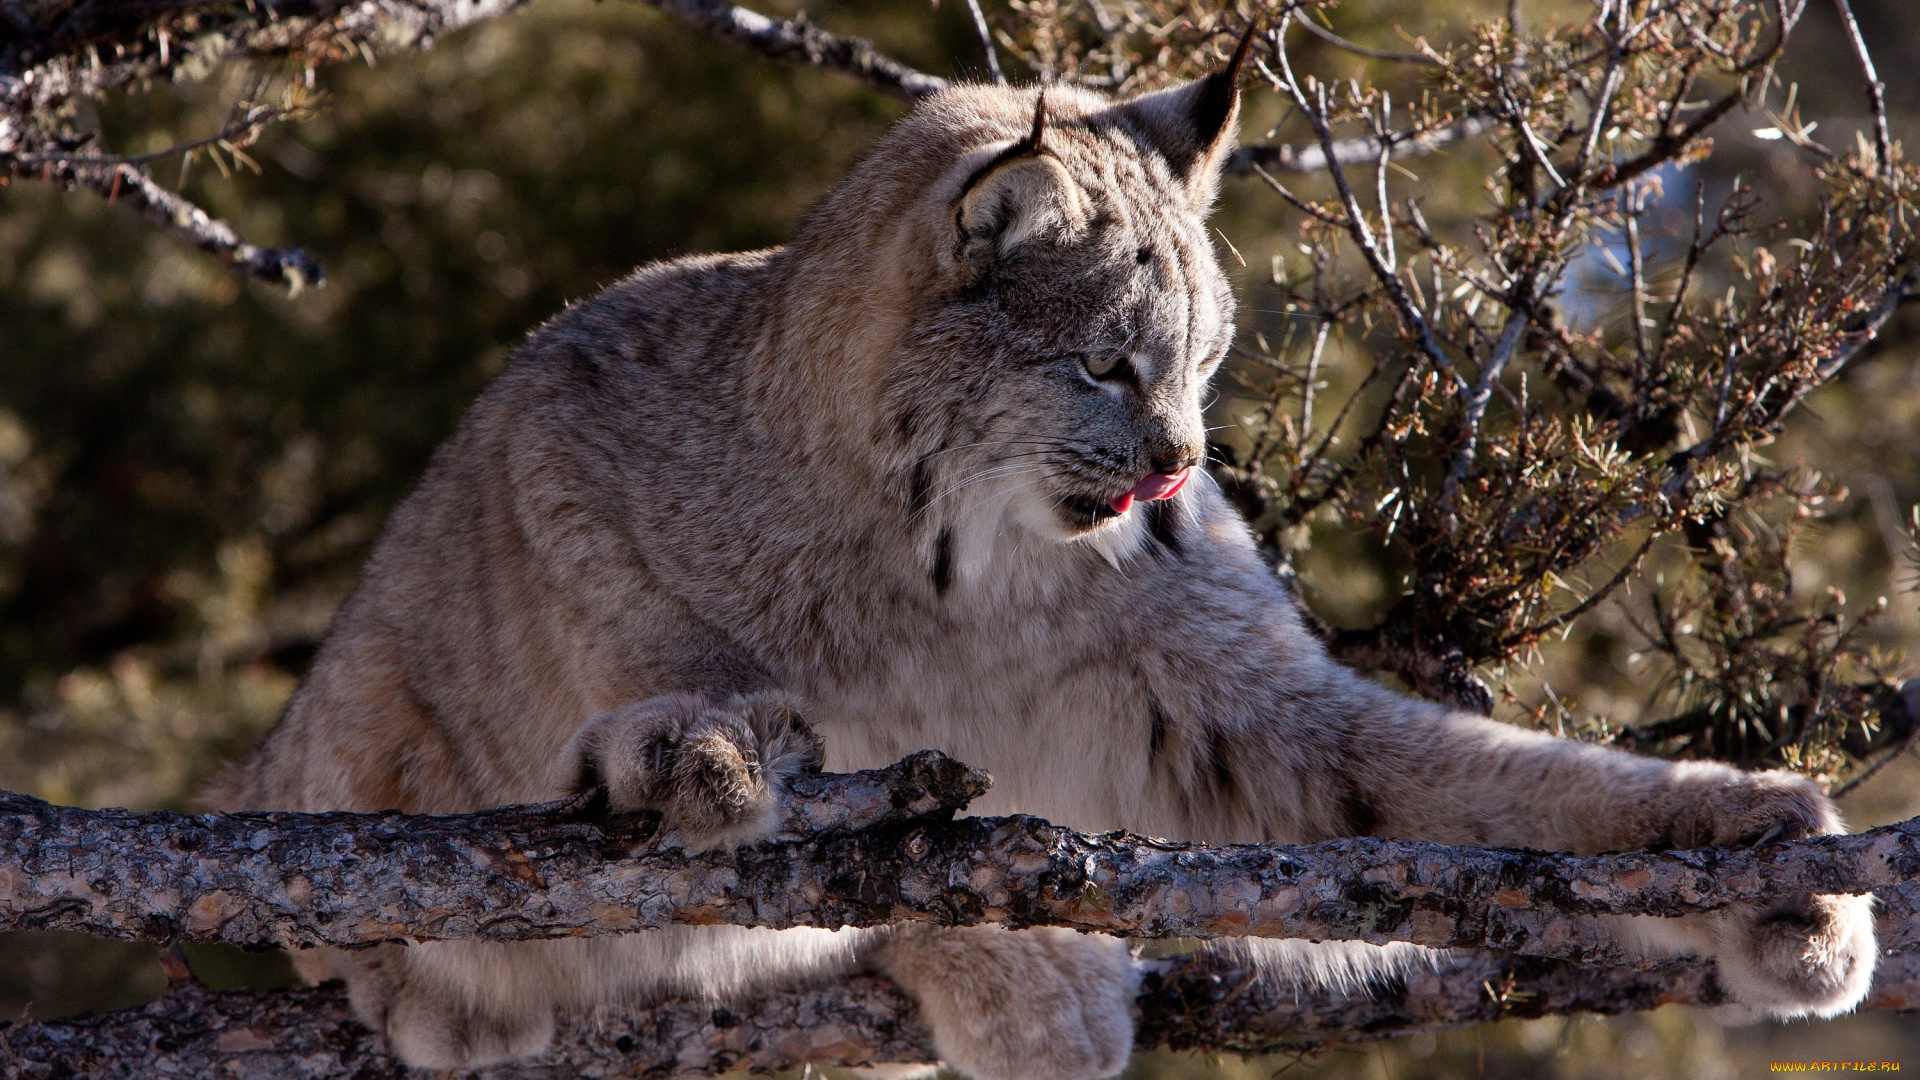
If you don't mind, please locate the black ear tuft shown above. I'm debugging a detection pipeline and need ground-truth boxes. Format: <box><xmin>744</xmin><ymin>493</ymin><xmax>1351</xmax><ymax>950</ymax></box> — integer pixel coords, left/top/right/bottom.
<box><xmin>1117</xmin><ymin>20</ymin><xmax>1259</xmax><ymax>189</ymax></box>
<box><xmin>1192</xmin><ymin>22</ymin><xmax>1259</xmax><ymax>157</ymax></box>
<box><xmin>951</xmin><ymin>90</ymin><xmax>1089</xmax><ymax>265</ymax></box>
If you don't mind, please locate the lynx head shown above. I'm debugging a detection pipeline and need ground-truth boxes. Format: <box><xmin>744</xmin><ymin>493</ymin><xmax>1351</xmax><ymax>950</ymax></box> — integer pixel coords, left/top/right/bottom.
<box><xmin>778</xmin><ymin>34</ymin><xmax>1254</xmax><ymax>578</ymax></box>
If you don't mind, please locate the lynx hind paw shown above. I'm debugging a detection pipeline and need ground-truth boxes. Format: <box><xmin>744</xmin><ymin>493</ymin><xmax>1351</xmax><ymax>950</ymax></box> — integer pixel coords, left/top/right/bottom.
<box><xmin>334</xmin><ymin>944</ymin><xmax>557</xmax><ymax>1069</ymax></box>
<box><xmin>566</xmin><ymin>692</ymin><xmax>822</xmax><ymax>850</ymax></box>
<box><xmin>383</xmin><ymin>977</ymin><xmax>557</xmax><ymax>1068</ymax></box>
<box><xmin>1711</xmin><ymin>892</ymin><xmax>1877</xmax><ymax>1021</ymax></box>
<box><xmin>882</xmin><ymin>926</ymin><xmax>1138</xmax><ymax>1080</ymax></box>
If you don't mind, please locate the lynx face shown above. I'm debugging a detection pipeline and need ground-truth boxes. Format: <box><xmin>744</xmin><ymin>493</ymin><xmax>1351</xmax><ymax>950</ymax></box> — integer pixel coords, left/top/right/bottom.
<box><xmin>869</xmin><ymin>80</ymin><xmax>1245</xmax><ymax>550</ymax></box>
<box><xmin>951</xmin><ymin>185</ymin><xmax>1230</xmax><ymax>538</ymax></box>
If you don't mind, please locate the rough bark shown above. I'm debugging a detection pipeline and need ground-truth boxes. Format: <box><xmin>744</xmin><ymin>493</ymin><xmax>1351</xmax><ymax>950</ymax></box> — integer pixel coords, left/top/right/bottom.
<box><xmin>3</xmin><ymin>753</ymin><xmax>1916</xmax><ymax>969</ymax></box>
<box><xmin>5</xmin><ymin>950</ymin><xmax>1915</xmax><ymax>1079</ymax></box>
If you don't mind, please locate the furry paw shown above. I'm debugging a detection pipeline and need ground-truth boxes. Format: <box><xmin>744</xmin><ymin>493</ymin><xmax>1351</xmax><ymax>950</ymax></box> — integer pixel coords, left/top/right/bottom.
<box><xmin>329</xmin><ymin>943</ymin><xmax>557</xmax><ymax>1069</ymax></box>
<box><xmin>565</xmin><ymin>692</ymin><xmax>823</xmax><ymax>850</ymax></box>
<box><xmin>1664</xmin><ymin>766</ymin><xmax>1839</xmax><ymax>850</ymax></box>
<box><xmin>1660</xmin><ymin>767</ymin><xmax>1875</xmax><ymax>1018</ymax></box>
<box><xmin>382</xmin><ymin>978</ymin><xmax>557</xmax><ymax>1068</ymax></box>
<box><xmin>1708</xmin><ymin>891</ymin><xmax>1877</xmax><ymax>1020</ymax></box>
<box><xmin>879</xmin><ymin>926</ymin><xmax>1138</xmax><ymax>1080</ymax></box>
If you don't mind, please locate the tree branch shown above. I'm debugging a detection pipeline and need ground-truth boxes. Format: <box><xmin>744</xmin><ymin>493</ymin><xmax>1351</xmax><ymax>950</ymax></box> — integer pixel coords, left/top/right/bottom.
<box><xmin>1226</xmin><ymin>115</ymin><xmax>1496</xmax><ymax>177</ymax></box>
<box><xmin>1</xmin><ymin>0</ymin><xmax>946</xmax><ymax>288</ymax></box>
<box><xmin>3</xmin><ymin>950</ymin><xmax>1917</xmax><ymax>1077</ymax></box>
<box><xmin>3</xmin><ymin>753</ymin><xmax>1917</xmax><ymax>1074</ymax></box>
<box><xmin>34</xmin><ymin>159</ymin><xmax>325</xmax><ymax>289</ymax></box>
<box><xmin>1827</xmin><ymin>0</ymin><xmax>1892</xmax><ymax>179</ymax></box>
<box><xmin>4</xmin><ymin>753</ymin><xmax>1917</xmax><ymax>969</ymax></box>
<box><xmin>1291</xmin><ymin>10</ymin><xmax>1441</xmax><ymax>66</ymax></box>
<box><xmin>1</xmin><ymin>0</ymin><xmax>945</xmax><ymax>113</ymax></box>
<box><xmin>1267</xmin><ymin>11</ymin><xmax>1465</xmax><ymax>397</ymax></box>
<box><xmin>640</xmin><ymin>0</ymin><xmax>948</xmax><ymax>101</ymax></box>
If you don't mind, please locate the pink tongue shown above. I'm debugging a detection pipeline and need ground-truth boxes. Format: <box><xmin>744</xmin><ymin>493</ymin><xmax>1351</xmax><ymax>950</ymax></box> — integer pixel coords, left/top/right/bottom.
<box><xmin>1107</xmin><ymin>467</ymin><xmax>1191</xmax><ymax>514</ymax></box>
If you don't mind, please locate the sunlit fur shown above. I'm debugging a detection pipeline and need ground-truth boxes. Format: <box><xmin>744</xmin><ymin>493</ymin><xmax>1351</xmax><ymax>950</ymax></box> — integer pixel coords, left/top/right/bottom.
<box><xmin>212</xmin><ymin>79</ymin><xmax>1875</xmax><ymax>1076</ymax></box>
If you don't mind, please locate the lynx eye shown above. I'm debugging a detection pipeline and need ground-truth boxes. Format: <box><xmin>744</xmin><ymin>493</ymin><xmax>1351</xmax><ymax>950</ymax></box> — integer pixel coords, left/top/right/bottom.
<box><xmin>1083</xmin><ymin>351</ymin><xmax>1128</xmax><ymax>381</ymax></box>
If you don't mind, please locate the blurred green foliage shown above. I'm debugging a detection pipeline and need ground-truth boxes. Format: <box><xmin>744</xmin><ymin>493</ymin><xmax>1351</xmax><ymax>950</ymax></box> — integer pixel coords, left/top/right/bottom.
<box><xmin>2</xmin><ymin>0</ymin><xmax>1918</xmax><ymax>1073</ymax></box>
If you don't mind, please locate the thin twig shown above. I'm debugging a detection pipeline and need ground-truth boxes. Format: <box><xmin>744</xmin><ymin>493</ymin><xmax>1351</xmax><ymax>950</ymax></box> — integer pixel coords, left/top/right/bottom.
<box><xmin>644</xmin><ymin>0</ymin><xmax>950</xmax><ymax>101</ymax></box>
<box><xmin>1444</xmin><ymin>308</ymin><xmax>1531</xmax><ymax>494</ymax></box>
<box><xmin>1300</xmin><ymin>320</ymin><xmax>1332</xmax><ymax>435</ymax></box>
<box><xmin>1826</xmin><ymin>0</ymin><xmax>1892</xmax><ymax>179</ymax></box>
<box><xmin>11</xmin><ymin>105</ymin><xmax>294</xmax><ymax>168</ymax></box>
<box><xmin>963</xmin><ymin>0</ymin><xmax>1007</xmax><ymax>84</ymax></box>
<box><xmin>1625</xmin><ymin>188</ymin><xmax>1651</xmax><ymax>363</ymax></box>
<box><xmin>1249</xmin><ymin>162</ymin><xmax>1349</xmax><ymax>225</ymax></box>
<box><xmin>1270</xmin><ymin>12</ymin><xmax>1464</xmax><ymax>396</ymax></box>
<box><xmin>1293</xmin><ymin>12</ymin><xmax>1440</xmax><ymax>66</ymax></box>
<box><xmin>1226</xmin><ymin>115</ymin><xmax>1496</xmax><ymax>177</ymax></box>
<box><xmin>41</xmin><ymin>159</ymin><xmax>324</xmax><ymax>289</ymax></box>
<box><xmin>1512</xmin><ymin>529</ymin><xmax>1661</xmax><ymax>642</ymax></box>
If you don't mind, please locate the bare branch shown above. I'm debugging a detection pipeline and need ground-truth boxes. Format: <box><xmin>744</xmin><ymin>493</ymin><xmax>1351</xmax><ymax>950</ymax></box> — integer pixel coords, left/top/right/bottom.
<box><xmin>1226</xmin><ymin>115</ymin><xmax>1495</xmax><ymax>177</ymax></box>
<box><xmin>10</xmin><ymin>101</ymin><xmax>298</xmax><ymax>169</ymax></box>
<box><xmin>31</xmin><ymin>159</ymin><xmax>325</xmax><ymax>289</ymax></box>
<box><xmin>1827</xmin><ymin>0</ymin><xmax>1892</xmax><ymax>179</ymax></box>
<box><xmin>1268</xmin><ymin>12</ymin><xmax>1465</xmax><ymax>395</ymax></box>
<box><xmin>4</xmin><ymin>950</ymin><xmax>1918</xmax><ymax>1078</ymax></box>
<box><xmin>4</xmin><ymin>754</ymin><xmax>1917</xmax><ymax>969</ymax></box>
<box><xmin>1625</xmin><ymin>189</ymin><xmax>1651</xmax><ymax>362</ymax></box>
<box><xmin>1444</xmin><ymin>308</ymin><xmax>1530</xmax><ymax>493</ymax></box>
<box><xmin>642</xmin><ymin>0</ymin><xmax>949</xmax><ymax>101</ymax></box>
<box><xmin>1248</xmin><ymin>161</ymin><xmax>1349</xmax><ymax>224</ymax></box>
<box><xmin>1292</xmin><ymin>12</ymin><xmax>1440</xmax><ymax>66</ymax></box>
<box><xmin>1</xmin><ymin>0</ymin><xmax>945</xmax><ymax>288</ymax></box>
<box><xmin>963</xmin><ymin>0</ymin><xmax>1007</xmax><ymax>85</ymax></box>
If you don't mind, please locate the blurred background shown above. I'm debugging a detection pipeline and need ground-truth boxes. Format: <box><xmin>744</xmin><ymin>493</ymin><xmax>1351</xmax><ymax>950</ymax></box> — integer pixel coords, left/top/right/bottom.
<box><xmin>1</xmin><ymin>0</ymin><xmax>1917</xmax><ymax>1074</ymax></box>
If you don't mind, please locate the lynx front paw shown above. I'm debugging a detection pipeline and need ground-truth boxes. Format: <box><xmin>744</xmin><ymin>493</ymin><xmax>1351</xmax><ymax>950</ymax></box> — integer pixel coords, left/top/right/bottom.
<box><xmin>880</xmin><ymin>926</ymin><xmax>1138</xmax><ymax>1080</ymax></box>
<box><xmin>1663</xmin><ymin>767</ymin><xmax>1875</xmax><ymax>1018</ymax></box>
<box><xmin>565</xmin><ymin>692</ymin><xmax>823</xmax><ymax>850</ymax></box>
<box><xmin>1665</xmin><ymin>766</ymin><xmax>1839</xmax><ymax>850</ymax></box>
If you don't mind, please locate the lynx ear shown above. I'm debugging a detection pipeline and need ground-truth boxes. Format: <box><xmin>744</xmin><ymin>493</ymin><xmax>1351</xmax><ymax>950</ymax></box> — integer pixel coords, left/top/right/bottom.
<box><xmin>1119</xmin><ymin>23</ymin><xmax>1257</xmax><ymax>195</ymax></box>
<box><xmin>954</xmin><ymin>93</ymin><xmax>1089</xmax><ymax>265</ymax></box>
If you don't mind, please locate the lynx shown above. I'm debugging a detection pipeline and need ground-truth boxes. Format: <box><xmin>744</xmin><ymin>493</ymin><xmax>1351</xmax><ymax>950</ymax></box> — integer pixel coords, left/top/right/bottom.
<box><xmin>213</xmin><ymin>39</ymin><xmax>1876</xmax><ymax>1078</ymax></box>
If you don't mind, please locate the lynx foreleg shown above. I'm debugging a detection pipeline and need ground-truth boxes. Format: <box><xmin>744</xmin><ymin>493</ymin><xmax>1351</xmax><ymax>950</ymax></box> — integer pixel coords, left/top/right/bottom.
<box><xmin>338</xmin><ymin>692</ymin><xmax>825</xmax><ymax>1069</ymax></box>
<box><xmin>1294</xmin><ymin>677</ymin><xmax>1877</xmax><ymax>1021</ymax></box>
